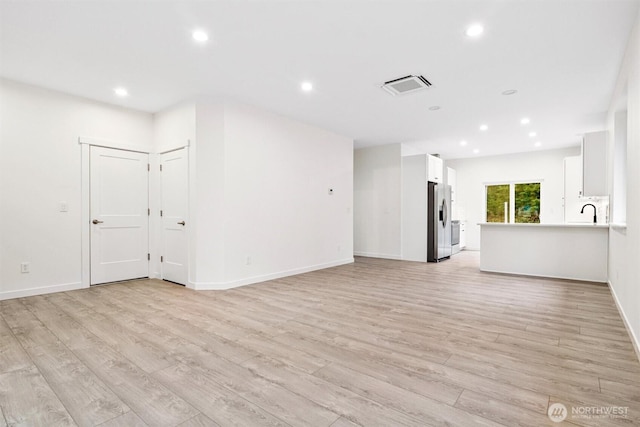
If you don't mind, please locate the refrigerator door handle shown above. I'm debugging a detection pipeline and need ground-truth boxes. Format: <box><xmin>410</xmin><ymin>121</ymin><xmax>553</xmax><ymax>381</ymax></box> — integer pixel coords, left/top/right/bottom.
<box><xmin>442</xmin><ymin>200</ymin><xmax>448</xmax><ymax>228</ymax></box>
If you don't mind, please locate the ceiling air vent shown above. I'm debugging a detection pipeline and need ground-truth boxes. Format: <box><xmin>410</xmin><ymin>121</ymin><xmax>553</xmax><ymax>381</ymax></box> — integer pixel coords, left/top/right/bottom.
<box><xmin>381</xmin><ymin>75</ymin><xmax>432</xmax><ymax>96</ymax></box>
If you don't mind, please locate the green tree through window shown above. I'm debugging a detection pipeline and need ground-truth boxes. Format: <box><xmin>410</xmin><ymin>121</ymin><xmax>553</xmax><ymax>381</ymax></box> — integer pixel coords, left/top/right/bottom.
<box><xmin>486</xmin><ymin>184</ymin><xmax>510</xmax><ymax>222</ymax></box>
<box><xmin>515</xmin><ymin>183</ymin><xmax>540</xmax><ymax>223</ymax></box>
<box><xmin>486</xmin><ymin>182</ymin><xmax>541</xmax><ymax>223</ymax></box>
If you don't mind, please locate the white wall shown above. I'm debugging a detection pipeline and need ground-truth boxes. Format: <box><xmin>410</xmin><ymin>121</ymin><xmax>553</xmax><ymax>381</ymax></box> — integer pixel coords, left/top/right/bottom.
<box><xmin>192</xmin><ymin>102</ymin><xmax>354</xmax><ymax>289</ymax></box>
<box><xmin>446</xmin><ymin>147</ymin><xmax>580</xmax><ymax>250</ymax></box>
<box><xmin>0</xmin><ymin>79</ymin><xmax>153</xmax><ymax>299</ymax></box>
<box><xmin>607</xmin><ymin>9</ymin><xmax>640</xmax><ymax>355</ymax></box>
<box><xmin>401</xmin><ymin>155</ymin><xmax>428</xmax><ymax>262</ymax></box>
<box><xmin>354</xmin><ymin>144</ymin><xmax>402</xmax><ymax>259</ymax></box>
<box><xmin>191</xmin><ymin>102</ymin><xmax>226</xmax><ymax>287</ymax></box>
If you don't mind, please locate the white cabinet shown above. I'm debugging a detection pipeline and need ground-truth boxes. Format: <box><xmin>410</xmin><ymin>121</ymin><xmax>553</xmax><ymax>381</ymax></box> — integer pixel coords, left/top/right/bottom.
<box><xmin>427</xmin><ymin>154</ymin><xmax>443</xmax><ymax>183</ymax></box>
<box><xmin>564</xmin><ymin>156</ymin><xmax>590</xmax><ymax>223</ymax></box>
<box><xmin>582</xmin><ymin>131</ymin><xmax>608</xmax><ymax>196</ymax></box>
<box><xmin>460</xmin><ymin>221</ymin><xmax>467</xmax><ymax>249</ymax></box>
<box><xmin>447</xmin><ymin>167</ymin><xmax>457</xmax><ymax>219</ymax></box>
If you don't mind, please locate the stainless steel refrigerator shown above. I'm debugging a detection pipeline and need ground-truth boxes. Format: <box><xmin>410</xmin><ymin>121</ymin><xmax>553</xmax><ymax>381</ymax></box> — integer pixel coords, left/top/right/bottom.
<box><xmin>427</xmin><ymin>182</ymin><xmax>452</xmax><ymax>262</ymax></box>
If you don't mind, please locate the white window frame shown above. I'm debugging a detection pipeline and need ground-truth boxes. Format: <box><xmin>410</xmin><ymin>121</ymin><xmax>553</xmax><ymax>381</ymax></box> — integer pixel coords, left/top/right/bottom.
<box><xmin>484</xmin><ymin>179</ymin><xmax>544</xmax><ymax>224</ymax></box>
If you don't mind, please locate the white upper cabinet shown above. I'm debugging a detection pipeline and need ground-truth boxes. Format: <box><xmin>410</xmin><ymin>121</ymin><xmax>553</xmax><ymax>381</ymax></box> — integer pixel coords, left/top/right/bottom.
<box><xmin>564</xmin><ymin>156</ymin><xmax>590</xmax><ymax>223</ymax></box>
<box><xmin>446</xmin><ymin>167</ymin><xmax>457</xmax><ymax>198</ymax></box>
<box><xmin>582</xmin><ymin>131</ymin><xmax>608</xmax><ymax>196</ymax></box>
<box><xmin>427</xmin><ymin>154</ymin><xmax>443</xmax><ymax>183</ymax></box>
<box><xmin>447</xmin><ymin>166</ymin><xmax>458</xmax><ymax>219</ymax></box>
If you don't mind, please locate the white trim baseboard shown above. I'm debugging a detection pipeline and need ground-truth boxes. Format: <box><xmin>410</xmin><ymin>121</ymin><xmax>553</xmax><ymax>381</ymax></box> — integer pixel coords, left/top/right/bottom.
<box><xmin>479</xmin><ymin>268</ymin><xmax>607</xmax><ymax>283</ymax></box>
<box><xmin>0</xmin><ymin>282</ymin><xmax>82</xmax><ymax>301</ymax></box>
<box><xmin>353</xmin><ymin>251</ymin><xmax>403</xmax><ymax>260</ymax></box>
<box><xmin>190</xmin><ymin>258</ymin><xmax>354</xmax><ymax>291</ymax></box>
<box><xmin>608</xmin><ymin>280</ymin><xmax>640</xmax><ymax>363</ymax></box>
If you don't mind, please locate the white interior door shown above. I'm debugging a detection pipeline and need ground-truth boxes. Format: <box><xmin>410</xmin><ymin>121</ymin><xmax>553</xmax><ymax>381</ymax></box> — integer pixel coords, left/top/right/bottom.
<box><xmin>90</xmin><ymin>146</ymin><xmax>149</xmax><ymax>284</ymax></box>
<box><xmin>160</xmin><ymin>148</ymin><xmax>188</xmax><ymax>285</ymax></box>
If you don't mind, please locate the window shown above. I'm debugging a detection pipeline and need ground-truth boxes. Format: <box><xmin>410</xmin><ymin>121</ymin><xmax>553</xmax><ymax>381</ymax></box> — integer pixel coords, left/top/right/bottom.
<box><xmin>486</xmin><ymin>182</ymin><xmax>541</xmax><ymax>223</ymax></box>
<box><xmin>486</xmin><ymin>184</ymin><xmax>510</xmax><ymax>222</ymax></box>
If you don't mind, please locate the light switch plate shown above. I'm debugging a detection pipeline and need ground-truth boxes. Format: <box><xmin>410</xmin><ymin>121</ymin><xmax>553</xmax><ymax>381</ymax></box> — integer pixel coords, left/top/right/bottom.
<box><xmin>59</xmin><ymin>201</ymin><xmax>68</xmax><ymax>212</ymax></box>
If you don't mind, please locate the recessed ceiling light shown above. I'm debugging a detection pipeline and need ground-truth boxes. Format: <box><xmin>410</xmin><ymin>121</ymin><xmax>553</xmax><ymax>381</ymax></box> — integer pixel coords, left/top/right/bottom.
<box><xmin>429</xmin><ymin>106</ymin><xmax>441</xmax><ymax>111</ymax></box>
<box><xmin>473</xmin><ymin>148</ymin><xmax>480</xmax><ymax>154</ymax></box>
<box><xmin>534</xmin><ymin>141</ymin><xmax>542</xmax><ymax>147</ymax></box>
<box><xmin>520</xmin><ymin>118</ymin><xmax>530</xmax><ymax>125</ymax></box>
<box><xmin>466</xmin><ymin>24</ymin><xmax>484</xmax><ymax>37</ymax></box>
<box><xmin>460</xmin><ymin>140</ymin><xmax>468</xmax><ymax>146</ymax></box>
<box><xmin>529</xmin><ymin>132</ymin><xmax>537</xmax><ymax>137</ymax></box>
<box><xmin>479</xmin><ymin>124</ymin><xmax>488</xmax><ymax>131</ymax></box>
<box><xmin>502</xmin><ymin>89</ymin><xmax>518</xmax><ymax>96</ymax></box>
<box><xmin>301</xmin><ymin>81</ymin><xmax>313</xmax><ymax>92</ymax></box>
<box><xmin>192</xmin><ymin>30</ymin><xmax>209</xmax><ymax>42</ymax></box>
<box><xmin>114</xmin><ymin>87</ymin><xmax>128</xmax><ymax>97</ymax></box>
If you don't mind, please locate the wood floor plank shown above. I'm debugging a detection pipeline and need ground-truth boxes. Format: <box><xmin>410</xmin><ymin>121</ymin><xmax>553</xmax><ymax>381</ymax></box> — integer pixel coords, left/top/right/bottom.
<box><xmin>4</xmin><ymin>252</ymin><xmax>640</xmax><ymax>426</ymax></box>
<box><xmin>97</xmin><ymin>410</ymin><xmax>148</xmax><ymax>427</ymax></box>
<box><xmin>454</xmin><ymin>389</ymin><xmax>551</xmax><ymax>427</ymax></box>
<box><xmin>26</xmin><ymin>341</ymin><xmax>130</xmax><ymax>426</ymax></box>
<box><xmin>235</xmin><ymin>332</ymin><xmax>329</xmax><ymax>373</ymax></box>
<box><xmin>46</xmin><ymin>292</ymin><xmax>175</xmax><ymax>373</ymax></box>
<box><xmin>446</xmin><ymin>353</ymin><xmax>601</xmax><ymax>396</ymax></box>
<box><xmin>0</xmin><ymin>405</ymin><xmax>7</xmax><ymax>427</ymax></box>
<box><xmin>270</xmin><ymin>325</ymin><xmax>549</xmax><ymax>414</ymax></box>
<box><xmin>599</xmin><ymin>378</ymin><xmax>640</xmax><ymax>403</ymax></box>
<box><xmin>81</xmin><ymin>287</ymin><xmax>258</xmax><ymax>364</ymax></box>
<box><xmin>22</xmin><ymin>295</ymin><xmax>199</xmax><ymax>427</ymax></box>
<box><xmin>313</xmin><ymin>362</ymin><xmax>502</xmax><ymax>427</ymax></box>
<box><xmin>152</xmin><ymin>363</ymin><xmax>288</xmax><ymax>427</ymax></box>
<box><xmin>154</xmin><ymin>348</ymin><xmax>341</xmax><ymax>426</ymax></box>
<box><xmin>0</xmin><ymin>366</ymin><xmax>76</xmax><ymax>426</ymax></box>
<box><xmin>70</xmin><ymin>342</ymin><xmax>199</xmax><ymax>427</ymax></box>
<box><xmin>329</xmin><ymin>417</ymin><xmax>360</xmax><ymax>427</ymax></box>
<box><xmin>177</xmin><ymin>413</ymin><xmax>221</xmax><ymax>427</ymax></box>
<box><xmin>0</xmin><ymin>308</ymin><xmax>32</xmax><ymax>374</ymax></box>
<box><xmin>242</xmin><ymin>355</ymin><xmax>429</xmax><ymax>427</ymax></box>
<box><xmin>20</xmin><ymin>296</ymin><xmax>107</xmax><ymax>350</ymax></box>
<box><xmin>1</xmin><ymin>299</ymin><xmax>131</xmax><ymax>426</ymax></box>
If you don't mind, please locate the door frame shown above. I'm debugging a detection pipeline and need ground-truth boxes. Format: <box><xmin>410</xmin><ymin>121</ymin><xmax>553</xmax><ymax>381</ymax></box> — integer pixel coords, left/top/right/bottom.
<box><xmin>79</xmin><ymin>137</ymin><xmax>152</xmax><ymax>288</ymax></box>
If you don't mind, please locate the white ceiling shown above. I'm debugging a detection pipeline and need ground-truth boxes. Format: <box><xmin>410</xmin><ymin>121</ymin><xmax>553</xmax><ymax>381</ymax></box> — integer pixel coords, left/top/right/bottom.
<box><xmin>1</xmin><ymin>0</ymin><xmax>638</xmax><ymax>159</ymax></box>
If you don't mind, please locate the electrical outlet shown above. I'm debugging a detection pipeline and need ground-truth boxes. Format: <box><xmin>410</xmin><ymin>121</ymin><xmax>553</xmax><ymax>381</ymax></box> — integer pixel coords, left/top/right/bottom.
<box><xmin>21</xmin><ymin>262</ymin><xmax>30</xmax><ymax>273</ymax></box>
<box><xmin>59</xmin><ymin>201</ymin><xmax>68</xmax><ymax>212</ymax></box>
<box><xmin>246</xmin><ymin>256</ymin><xmax>252</xmax><ymax>266</ymax></box>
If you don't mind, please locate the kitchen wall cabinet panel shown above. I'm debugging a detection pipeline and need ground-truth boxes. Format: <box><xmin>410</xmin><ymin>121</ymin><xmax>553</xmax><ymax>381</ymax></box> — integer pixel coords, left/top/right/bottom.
<box><xmin>427</xmin><ymin>154</ymin><xmax>443</xmax><ymax>184</ymax></box>
<box><xmin>582</xmin><ymin>131</ymin><xmax>608</xmax><ymax>196</ymax></box>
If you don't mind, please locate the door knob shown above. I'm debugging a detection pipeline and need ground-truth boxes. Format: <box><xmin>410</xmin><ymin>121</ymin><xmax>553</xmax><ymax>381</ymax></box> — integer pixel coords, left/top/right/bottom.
<box><xmin>177</xmin><ymin>221</ymin><xmax>186</xmax><ymax>226</ymax></box>
<box><xmin>92</xmin><ymin>219</ymin><xmax>104</xmax><ymax>224</ymax></box>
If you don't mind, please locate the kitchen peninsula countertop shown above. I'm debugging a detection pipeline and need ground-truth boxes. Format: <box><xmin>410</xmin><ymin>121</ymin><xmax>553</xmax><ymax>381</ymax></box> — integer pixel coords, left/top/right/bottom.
<box><xmin>479</xmin><ymin>222</ymin><xmax>609</xmax><ymax>228</ymax></box>
<box><xmin>479</xmin><ymin>223</ymin><xmax>608</xmax><ymax>282</ymax></box>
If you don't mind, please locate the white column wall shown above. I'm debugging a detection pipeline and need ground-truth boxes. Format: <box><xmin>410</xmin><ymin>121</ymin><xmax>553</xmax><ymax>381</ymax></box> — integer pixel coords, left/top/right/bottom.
<box><xmin>192</xmin><ymin>102</ymin><xmax>354</xmax><ymax>289</ymax></box>
<box><xmin>353</xmin><ymin>144</ymin><xmax>402</xmax><ymax>259</ymax></box>
<box><xmin>607</xmin><ymin>9</ymin><xmax>640</xmax><ymax>356</ymax></box>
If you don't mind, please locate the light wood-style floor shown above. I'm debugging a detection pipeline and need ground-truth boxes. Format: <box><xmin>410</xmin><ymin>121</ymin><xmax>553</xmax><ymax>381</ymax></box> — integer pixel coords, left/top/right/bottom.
<box><xmin>1</xmin><ymin>252</ymin><xmax>639</xmax><ymax>426</ymax></box>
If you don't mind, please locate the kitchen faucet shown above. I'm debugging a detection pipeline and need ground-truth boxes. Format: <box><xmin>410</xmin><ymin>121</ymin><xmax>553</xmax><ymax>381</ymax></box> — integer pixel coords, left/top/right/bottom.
<box><xmin>581</xmin><ymin>203</ymin><xmax>597</xmax><ymax>224</ymax></box>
